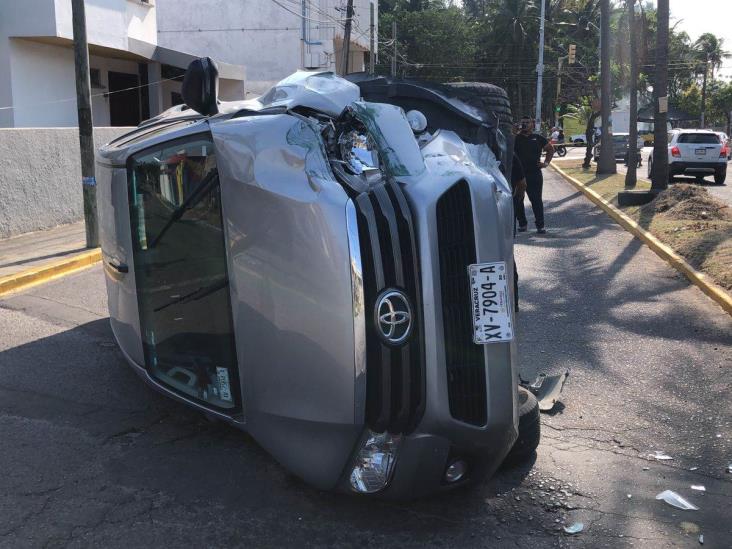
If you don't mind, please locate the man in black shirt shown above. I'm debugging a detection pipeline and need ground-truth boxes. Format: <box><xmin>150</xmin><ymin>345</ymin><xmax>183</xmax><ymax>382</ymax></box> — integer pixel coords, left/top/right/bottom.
<box><xmin>513</xmin><ymin>116</ymin><xmax>554</xmax><ymax>234</ymax></box>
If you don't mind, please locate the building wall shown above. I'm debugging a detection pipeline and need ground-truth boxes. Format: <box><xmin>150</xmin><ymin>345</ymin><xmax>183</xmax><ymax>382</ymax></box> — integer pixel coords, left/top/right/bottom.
<box><xmin>53</xmin><ymin>0</ymin><xmax>158</xmax><ymax>49</ymax></box>
<box><xmin>8</xmin><ymin>38</ymin><xmax>78</xmax><ymax>127</ymax></box>
<box><xmin>156</xmin><ymin>0</ymin><xmax>376</xmax><ymax>96</ymax></box>
<box><xmin>0</xmin><ymin>0</ymin><xmax>159</xmax><ymax>127</ymax></box>
<box><xmin>5</xmin><ymin>38</ymin><xmax>147</xmax><ymax>128</ymax></box>
<box><xmin>0</xmin><ymin>126</ymin><xmax>131</xmax><ymax>238</ymax></box>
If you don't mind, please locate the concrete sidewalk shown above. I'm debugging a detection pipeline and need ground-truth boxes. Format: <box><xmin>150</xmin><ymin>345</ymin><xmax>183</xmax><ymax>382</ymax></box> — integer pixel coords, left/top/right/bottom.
<box><xmin>0</xmin><ymin>222</ymin><xmax>100</xmax><ymax>296</ymax></box>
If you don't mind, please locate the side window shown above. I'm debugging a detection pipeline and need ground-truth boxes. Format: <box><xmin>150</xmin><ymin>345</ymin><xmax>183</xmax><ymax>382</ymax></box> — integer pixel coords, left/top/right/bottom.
<box><xmin>128</xmin><ymin>134</ymin><xmax>239</xmax><ymax>410</ymax></box>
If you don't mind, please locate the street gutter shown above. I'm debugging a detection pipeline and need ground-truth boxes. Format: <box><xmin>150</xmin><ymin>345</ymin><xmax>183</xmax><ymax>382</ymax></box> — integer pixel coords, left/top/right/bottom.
<box><xmin>551</xmin><ymin>163</ymin><xmax>732</xmax><ymax>316</ymax></box>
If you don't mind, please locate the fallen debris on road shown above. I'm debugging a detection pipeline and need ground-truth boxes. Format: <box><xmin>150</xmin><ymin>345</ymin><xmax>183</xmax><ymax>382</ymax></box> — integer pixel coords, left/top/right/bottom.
<box><xmin>656</xmin><ymin>490</ymin><xmax>699</xmax><ymax>511</ymax></box>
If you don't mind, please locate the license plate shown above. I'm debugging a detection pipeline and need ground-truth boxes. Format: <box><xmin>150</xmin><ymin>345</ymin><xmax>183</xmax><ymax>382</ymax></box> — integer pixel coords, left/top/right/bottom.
<box><xmin>468</xmin><ymin>261</ymin><xmax>513</xmax><ymax>344</ymax></box>
<box><xmin>695</xmin><ymin>148</ymin><xmax>706</xmax><ymax>155</ymax></box>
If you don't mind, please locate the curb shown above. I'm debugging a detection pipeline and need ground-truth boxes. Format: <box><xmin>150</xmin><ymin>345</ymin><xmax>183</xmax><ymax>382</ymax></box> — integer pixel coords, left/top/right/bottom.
<box><xmin>551</xmin><ymin>163</ymin><xmax>732</xmax><ymax>316</ymax></box>
<box><xmin>0</xmin><ymin>248</ymin><xmax>102</xmax><ymax>298</ymax></box>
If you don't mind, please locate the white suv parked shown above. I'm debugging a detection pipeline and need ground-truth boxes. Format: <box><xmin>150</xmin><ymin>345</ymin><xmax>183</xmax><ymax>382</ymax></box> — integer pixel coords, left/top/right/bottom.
<box><xmin>648</xmin><ymin>129</ymin><xmax>728</xmax><ymax>184</ymax></box>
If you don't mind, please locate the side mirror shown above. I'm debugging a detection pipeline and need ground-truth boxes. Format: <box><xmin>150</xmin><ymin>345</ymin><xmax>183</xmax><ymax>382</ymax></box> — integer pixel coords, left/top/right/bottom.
<box><xmin>181</xmin><ymin>57</ymin><xmax>219</xmax><ymax>116</ymax></box>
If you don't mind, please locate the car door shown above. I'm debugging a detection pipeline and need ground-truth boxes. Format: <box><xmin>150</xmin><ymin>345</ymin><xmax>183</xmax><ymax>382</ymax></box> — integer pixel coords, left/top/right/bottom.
<box><xmin>677</xmin><ymin>132</ymin><xmax>721</xmax><ymax>163</ymax></box>
<box><xmin>126</xmin><ymin>132</ymin><xmax>240</xmax><ymax>411</ymax></box>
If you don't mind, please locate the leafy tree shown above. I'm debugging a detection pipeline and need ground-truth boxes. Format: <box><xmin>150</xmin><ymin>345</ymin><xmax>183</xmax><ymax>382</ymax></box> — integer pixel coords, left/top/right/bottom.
<box><xmin>694</xmin><ymin>33</ymin><xmax>729</xmax><ymax>126</ymax></box>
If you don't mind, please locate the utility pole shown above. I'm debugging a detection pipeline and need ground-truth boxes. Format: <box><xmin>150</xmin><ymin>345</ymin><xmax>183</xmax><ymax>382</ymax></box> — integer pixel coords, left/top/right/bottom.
<box><xmin>369</xmin><ymin>2</ymin><xmax>375</xmax><ymax>76</ymax></box>
<box><xmin>625</xmin><ymin>0</ymin><xmax>639</xmax><ymax>189</ymax></box>
<box><xmin>72</xmin><ymin>0</ymin><xmax>98</xmax><ymax>248</ymax></box>
<box><xmin>651</xmin><ymin>0</ymin><xmax>669</xmax><ymax>190</ymax></box>
<box><xmin>341</xmin><ymin>0</ymin><xmax>354</xmax><ymax>76</ymax></box>
<box><xmin>391</xmin><ymin>21</ymin><xmax>397</xmax><ymax>77</ymax></box>
<box><xmin>534</xmin><ymin>0</ymin><xmax>547</xmax><ymax>132</ymax></box>
<box><xmin>597</xmin><ymin>0</ymin><xmax>616</xmax><ymax>174</ymax></box>
<box><xmin>555</xmin><ymin>56</ymin><xmax>564</xmax><ymax>127</ymax></box>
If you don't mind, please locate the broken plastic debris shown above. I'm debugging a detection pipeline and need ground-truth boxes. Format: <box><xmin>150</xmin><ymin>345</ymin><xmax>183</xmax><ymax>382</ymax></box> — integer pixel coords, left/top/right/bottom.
<box><xmin>655</xmin><ymin>490</ymin><xmax>699</xmax><ymax>511</ymax></box>
<box><xmin>527</xmin><ymin>370</ymin><xmax>570</xmax><ymax>412</ymax></box>
<box><xmin>690</xmin><ymin>466</ymin><xmax>699</xmax><ymax>471</ymax></box>
<box><xmin>563</xmin><ymin>522</ymin><xmax>584</xmax><ymax>535</ymax></box>
<box><xmin>699</xmin><ymin>534</ymin><xmax>704</xmax><ymax>545</ymax></box>
<box><xmin>651</xmin><ymin>451</ymin><xmax>673</xmax><ymax>460</ymax></box>
<box><xmin>727</xmin><ymin>463</ymin><xmax>732</xmax><ymax>474</ymax></box>
<box><xmin>690</xmin><ymin>485</ymin><xmax>706</xmax><ymax>492</ymax></box>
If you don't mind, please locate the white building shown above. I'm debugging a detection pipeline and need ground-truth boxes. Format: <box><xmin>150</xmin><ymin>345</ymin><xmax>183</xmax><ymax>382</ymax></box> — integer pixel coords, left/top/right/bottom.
<box><xmin>0</xmin><ymin>0</ymin><xmax>246</xmax><ymax>127</ymax></box>
<box><xmin>156</xmin><ymin>0</ymin><xmax>377</xmax><ymax>96</ymax></box>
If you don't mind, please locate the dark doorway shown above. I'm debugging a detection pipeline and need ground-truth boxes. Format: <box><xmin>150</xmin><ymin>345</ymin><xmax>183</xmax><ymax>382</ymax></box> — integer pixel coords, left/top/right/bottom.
<box><xmin>108</xmin><ymin>71</ymin><xmax>141</xmax><ymax>126</ymax></box>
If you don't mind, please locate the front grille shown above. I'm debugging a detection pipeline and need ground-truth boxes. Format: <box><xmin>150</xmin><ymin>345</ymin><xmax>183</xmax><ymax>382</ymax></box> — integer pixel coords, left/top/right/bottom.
<box><xmin>436</xmin><ymin>181</ymin><xmax>487</xmax><ymax>426</ymax></box>
<box><xmin>355</xmin><ymin>181</ymin><xmax>424</xmax><ymax>435</ymax></box>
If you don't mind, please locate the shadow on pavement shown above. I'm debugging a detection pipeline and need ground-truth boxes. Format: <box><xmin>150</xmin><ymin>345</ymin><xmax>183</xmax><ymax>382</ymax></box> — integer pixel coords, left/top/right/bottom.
<box><xmin>0</xmin><ymin>318</ymin><xmax>551</xmax><ymax>547</ymax></box>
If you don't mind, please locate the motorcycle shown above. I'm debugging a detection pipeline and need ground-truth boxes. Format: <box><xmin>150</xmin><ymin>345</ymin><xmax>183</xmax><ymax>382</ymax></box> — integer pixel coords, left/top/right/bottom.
<box><xmin>551</xmin><ymin>139</ymin><xmax>567</xmax><ymax>157</ymax></box>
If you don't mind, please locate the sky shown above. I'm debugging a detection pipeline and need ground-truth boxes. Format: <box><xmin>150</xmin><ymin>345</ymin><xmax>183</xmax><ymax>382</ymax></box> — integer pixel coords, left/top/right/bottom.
<box><xmin>668</xmin><ymin>0</ymin><xmax>732</xmax><ymax>79</ymax></box>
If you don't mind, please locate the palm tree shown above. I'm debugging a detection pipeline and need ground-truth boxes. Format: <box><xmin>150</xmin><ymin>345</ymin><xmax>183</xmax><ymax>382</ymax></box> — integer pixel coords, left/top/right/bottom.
<box><xmin>625</xmin><ymin>0</ymin><xmax>639</xmax><ymax>188</ymax></box>
<box><xmin>695</xmin><ymin>33</ymin><xmax>729</xmax><ymax>127</ymax></box>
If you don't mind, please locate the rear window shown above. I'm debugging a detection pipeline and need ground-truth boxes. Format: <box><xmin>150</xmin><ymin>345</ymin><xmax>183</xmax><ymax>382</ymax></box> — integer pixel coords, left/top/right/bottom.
<box><xmin>678</xmin><ymin>133</ymin><xmax>720</xmax><ymax>144</ymax></box>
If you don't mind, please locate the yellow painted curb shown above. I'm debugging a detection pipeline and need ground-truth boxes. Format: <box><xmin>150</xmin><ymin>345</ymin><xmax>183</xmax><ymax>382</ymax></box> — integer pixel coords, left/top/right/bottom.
<box><xmin>0</xmin><ymin>248</ymin><xmax>102</xmax><ymax>298</ymax></box>
<box><xmin>551</xmin><ymin>163</ymin><xmax>732</xmax><ymax>316</ymax></box>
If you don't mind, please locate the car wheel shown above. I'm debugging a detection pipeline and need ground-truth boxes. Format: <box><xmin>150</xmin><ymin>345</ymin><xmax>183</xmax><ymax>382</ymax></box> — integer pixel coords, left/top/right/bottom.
<box><xmin>443</xmin><ymin>82</ymin><xmax>513</xmax><ymax>174</ymax></box>
<box><xmin>715</xmin><ymin>168</ymin><xmax>727</xmax><ymax>185</ymax></box>
<box><xmin>503</xmin><ymin>387</ymin><xmax>540</xmax><ymax>466</ymax></box>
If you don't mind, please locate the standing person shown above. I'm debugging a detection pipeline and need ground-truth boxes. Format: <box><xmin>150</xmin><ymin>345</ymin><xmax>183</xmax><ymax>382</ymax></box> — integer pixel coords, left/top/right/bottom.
<box><xmin>513</xmin><ymin>116</ymin><xmax>554</xmax><ymax>234</ymax></box>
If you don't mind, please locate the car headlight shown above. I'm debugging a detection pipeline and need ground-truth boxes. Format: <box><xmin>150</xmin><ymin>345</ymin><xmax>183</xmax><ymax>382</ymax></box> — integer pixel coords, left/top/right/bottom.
<box><xmin>349</xmin><ymin>430</ymin><xmax>401</xmax><ymax>493</ymax></box>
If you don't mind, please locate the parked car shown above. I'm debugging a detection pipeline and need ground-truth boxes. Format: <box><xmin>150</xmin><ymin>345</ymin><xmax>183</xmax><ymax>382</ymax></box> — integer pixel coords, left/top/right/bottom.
<box><xmin>570</xmin><ymin>133</ymin><xmax>587</xmax><ymax>145</ymax></box>
<box><xmin>647</xmin><ymin>129</ymin><xmax>728</xmax><ymax>184</ymax></box>
<box><xmin>97</xmin><ymin>59</ymin><xmax>537</xmax><ymax>499</ymax></box>
<box><xmin>593</xmin><ymin>133</ymin><xmax>643</xmax><ymax>162</ymax></box>
<box><xmin>716</xmin><ymin>131</ymin><xmax>732</xmax><ymax>160</ymax></box>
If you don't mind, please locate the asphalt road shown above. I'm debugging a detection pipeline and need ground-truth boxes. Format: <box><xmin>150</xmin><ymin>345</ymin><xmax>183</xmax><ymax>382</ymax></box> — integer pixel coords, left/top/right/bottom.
<box><xmin>1</xmin><ymin>170</ymin><xmax>730</xmax><ymax>548</ymax></box>
<box><xmin>561</xmin><ymin>145</ymin><xmax>732</xmax><ymax>205</ymax></box>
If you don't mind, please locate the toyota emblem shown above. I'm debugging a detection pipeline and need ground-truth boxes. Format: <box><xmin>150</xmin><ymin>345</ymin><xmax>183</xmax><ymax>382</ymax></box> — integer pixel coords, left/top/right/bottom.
<box><xmin>375</xmin><ymin>290</ymin><xmax>413</xmax><ymax>345</ymax></box>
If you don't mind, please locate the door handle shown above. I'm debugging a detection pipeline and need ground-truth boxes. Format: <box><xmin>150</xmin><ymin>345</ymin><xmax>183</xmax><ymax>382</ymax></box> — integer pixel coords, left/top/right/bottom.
<box><xmin>107</xmin><ymin>260</ymin><xmax>129</xmax><ymax>273</ymax></box>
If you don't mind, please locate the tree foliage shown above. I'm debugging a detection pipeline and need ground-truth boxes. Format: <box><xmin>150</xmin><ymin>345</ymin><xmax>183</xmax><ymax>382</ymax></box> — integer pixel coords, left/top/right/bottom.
<box><xmin>376</xmin><ymin>1</ymin><xmax>730</xmax><ymax>128</ymax></box>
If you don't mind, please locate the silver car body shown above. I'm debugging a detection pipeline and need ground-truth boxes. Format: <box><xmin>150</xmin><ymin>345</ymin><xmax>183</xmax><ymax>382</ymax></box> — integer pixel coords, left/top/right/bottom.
<box><xmin>97</xmin><ymin>71</ymin><xmax>518</xmax><ymax>498</ymax></box>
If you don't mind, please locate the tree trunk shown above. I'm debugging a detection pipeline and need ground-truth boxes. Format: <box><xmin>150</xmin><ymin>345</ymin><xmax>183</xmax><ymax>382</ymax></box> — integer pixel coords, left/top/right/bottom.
<box><xmin>583</xmin><ymin>111</ymin><xmax>600</xmax><ymax>169</ymax></box>
<box><xmin>700</xmin><ymin>57</ymin><xmax>708</xmax><ymax>128</ymax></box>
<box><xmin>625</xmin><ymin>0</ymin><xmax>639</xmax><ymax>188</ymax></box>
<box><xmin>651</xmin><ymin>0</ymin><xmax>669</xmax><ymax>190</ymax></box>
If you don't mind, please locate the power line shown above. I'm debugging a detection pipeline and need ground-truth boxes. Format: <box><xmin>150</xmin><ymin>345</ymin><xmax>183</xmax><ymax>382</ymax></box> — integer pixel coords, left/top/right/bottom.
<box><xmin>159</xmin><ymin>26</ymin><xmax>333</xmax><ymax>33</ymax></box>
<box><xmin>268</xmin><ymin>0</ymin><xmax>345</xmax><ymax>25</ymax></box>
<box><xmin>0</xmin><ymin>76</ymin><xmax>182</xmax><ymax>112</ymax></box>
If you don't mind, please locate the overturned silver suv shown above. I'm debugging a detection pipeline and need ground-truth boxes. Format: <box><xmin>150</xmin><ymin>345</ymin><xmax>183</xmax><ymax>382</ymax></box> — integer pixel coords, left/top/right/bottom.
<box><xmin>97</xmin><ymin>58</ymin><xmax>533</xmax><ymax>498</ymax></box>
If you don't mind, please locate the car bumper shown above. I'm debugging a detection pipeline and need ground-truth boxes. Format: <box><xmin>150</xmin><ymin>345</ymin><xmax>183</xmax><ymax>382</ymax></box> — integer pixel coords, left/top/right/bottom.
<box><xmin>670</xmin><ymin>161</ymin><xmax>726</xmax><ymax>175</ymax></box>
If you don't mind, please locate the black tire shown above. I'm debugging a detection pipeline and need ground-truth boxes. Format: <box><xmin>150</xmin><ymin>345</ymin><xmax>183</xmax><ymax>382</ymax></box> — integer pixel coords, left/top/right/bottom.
<box><xmin>503</xmin><ymin>387</ymin><xmax>540</xmax><ymax>466</ymax></box>
<box><xmin>715</xmin><ymin>168</ymin><xmax>726</xmax><ymax>185</ymax></box>
<box><xmin>443</xmin><ymin>81</ymin><xmax>514</xmax><ymax>175</ymax></box>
